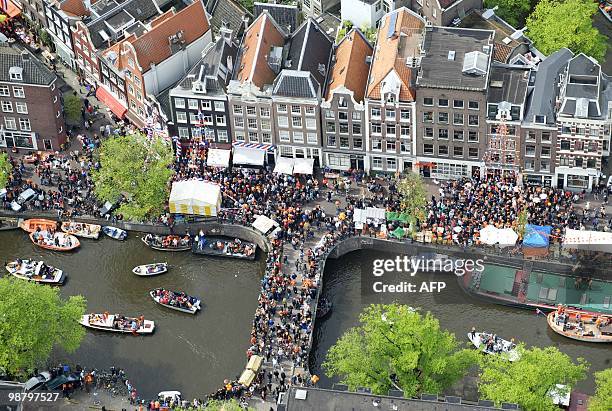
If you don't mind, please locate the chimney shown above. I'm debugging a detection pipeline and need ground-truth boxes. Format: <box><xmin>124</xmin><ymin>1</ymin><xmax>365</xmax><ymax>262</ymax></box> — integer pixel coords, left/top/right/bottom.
<box><xmin>219</xmin><ymin>27</ymin><xmax>233</xmax><ymax>41</ymax></box>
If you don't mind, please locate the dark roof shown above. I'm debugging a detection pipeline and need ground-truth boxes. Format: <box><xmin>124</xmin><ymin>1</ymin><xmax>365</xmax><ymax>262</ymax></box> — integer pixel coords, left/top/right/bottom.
<box><xmin>487</xmin><ymin>65</ymin><xmax>529</xmax><ymax>105</ymax></box>
<box><xmin>564</xmin><ymin>54</ymin><xmax>600</xmax><ymax>101</ymax></box>
<box><xmin>523</xmin><ymin>48</ymin><xmax>573</xmax><ymax>125</ymax></box>
<box><xmin>208</xmin><ymin>0</ymin><xmax>251</xmax><ymax>38</ymax></box>
<box><xmin>417</xmin><ymin>26</ymin><xmax>494</xmax><ymax>91</ymax></box>
<box><xmin>283</xmin><ymin>387</ymin><xmax>506</xmax><ymax>411</ymax></box>
<box><xmin>438</xmin><ymin>0</ymin><xmax>461</xmax><ymax>8</ymax></box>
<box><xmin>253</xmin><ymin>2</ymin><xmax>298</xmax><ymax>33</ymax></box>
<box><xmin>0</xmin><ymin>45</ymin><xmax>57</xmax><ymax>85</ymax></box>
<box><xmin>272</xmin><ymin>70</ymin><xmax>319</xmax><ymax>98</ymax></box>
<box><xmin>155</xmin><ymin>86</ymin><xmax>172</xmax><ymax>120</ymax></box>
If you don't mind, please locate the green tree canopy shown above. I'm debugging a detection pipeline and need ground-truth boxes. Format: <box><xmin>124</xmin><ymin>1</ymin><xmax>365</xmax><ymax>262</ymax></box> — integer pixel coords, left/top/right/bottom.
<box><xmin>323</xmin><ymin>304</ymin><xmax>477</xmax><ymax>397</ymax></box>
<box><xmin>0</xmin><ymin>277</ymin><xmax>86</xmax><ymax>377</ymax></box>
<box><xmin>526</xmin><ymin>0</ymin><xmax>607</xmax><ymax>61</ymax></box>
<box><xmin>397</xmin><ymin>172</ymin><xmax>428</xmax><ymax>224</ymax></box>
<box><xmin>175</xmin><ymin>399</ymin><xmax>254</xmax><ymax>410</ymax></box>
<box><xmin>92</xmin><ymin>133</ymin><xmax>174</xmax><ymax>221</ymax></box>
<box><xmin>484</xmin><ymin>0</ymin><xmax>531</xmax><ymax>28</ymax></box>
<box><xmin>478</xmin><ymin>346</ymin><xmax>588</xmax><ymax>411</ymax></box>
<box><xmin>63</xmin><ymin>94</ymin><xmax>82</xmax><ymax>125</ymax></box>
<box><xmin>0</xmin><ymin>152</ymin><xmax>11</xmax><ymax>189</ymax></box>
<box><xmin>589</xmin><ymin>368</ymin><xmax>612</xmax><ymax>411</ymax></box>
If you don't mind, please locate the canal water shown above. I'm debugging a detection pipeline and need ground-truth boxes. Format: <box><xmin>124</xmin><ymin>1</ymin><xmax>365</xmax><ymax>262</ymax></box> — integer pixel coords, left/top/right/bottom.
<box><xmin>0</xmin><ymin>230</ymin><xmax>262</xmax><ymax>399</ymax></box>
<box><xmin>310</xmin><ymin>250</ymin><xmax>611</xmax><ymax>394</ymax></box>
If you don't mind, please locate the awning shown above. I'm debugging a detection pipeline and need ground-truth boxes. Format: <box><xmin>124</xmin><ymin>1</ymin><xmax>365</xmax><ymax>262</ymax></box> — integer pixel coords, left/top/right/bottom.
<box><xmin>232</xmin><ymin>141</ymin><xmax>276</xmax><ymax>153</ymax></box>
<box><xmin>1</xmin><ymin>1</ymin><xmax>21</xmax><ymax>19</ymax></box>
<box><xmin>206</xmin><ymin>148</ymin><xmax>230</xmax><ymax>168</ymax></box>
<box><xmin>353</xmin><ymin>207</ymin><xmax>386</xmax><ymax>224</ymax></box>
<box><xmin>238</xmin><ymin>369</ymin><xmax>256</xmax><ymax>386</ymax></box>
<box><xmin>293</xmin><ymin>158</ymin><xmax>314</xmax><ymax>175</ymax></box>
<box><xmin>233</xmin><ymin>146</ymin><xmax>265</xmax><ymax>166</ymax></box>
<box><xmin>273</xmin><ymin>157</ymin><xmax>294</xmax><ymax>174</ymax></box>
<box><xmin>246</xmin><ymin>355</ymin><xmax>263</xmax><ymax>373</ymax></box>
<box><xmin>96</xmin><ymin>87</ymin><xmax>127</xmax><ymax>118</ymax></box>
<box><xmin>563</xmin><ymin>228</ymin><xmax>612</xmax><ymax>253</ymax></box>
<box><xmin>252</xmin><ymin>215</ymin><xmax>279</xmax><ymax>235</ymax></box>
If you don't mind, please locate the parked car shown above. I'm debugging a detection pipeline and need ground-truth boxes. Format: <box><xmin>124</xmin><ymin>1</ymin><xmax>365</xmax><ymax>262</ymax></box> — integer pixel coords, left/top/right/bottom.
<box><xmin>24</xmin><ymin>372</ymin><xmax>52</xmax><ymax>391</ymax></box>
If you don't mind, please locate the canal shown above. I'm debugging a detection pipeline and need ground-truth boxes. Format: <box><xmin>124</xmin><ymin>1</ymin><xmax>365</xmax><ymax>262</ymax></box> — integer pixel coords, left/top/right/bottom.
<box><xmin>310</xmin><ymin>249</ymin><xmax>611</xmax><ymax>394</ymax></box>
<box><xmin>0</xmin><ymin>230</ymin><xmax>262</xmax><ymax>399</ymax></box>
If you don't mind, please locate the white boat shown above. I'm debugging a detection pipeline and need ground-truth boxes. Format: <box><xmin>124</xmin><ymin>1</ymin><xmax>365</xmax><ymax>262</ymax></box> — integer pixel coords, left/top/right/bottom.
<box><xmin>468</xmin><ymin>331</ymin><xmax>520</xmax><ymax>362</ymax></box>
<box><xmin>132</xmin><ymin>263</ymin><xmax>168</xmax><ymax>276</ymax></box>
<box><xmin>79</xmin><ymin>314</ymin><xmax>155</xmax><ymax>334</ymax></box>
<box><xmin>61</xmin><ymin>222</ymin><xmax>101</xmax><ymax>239</ymax></box>
<box><xmin>158</xmin><ymin>391</ymin><xmax>181</xmax><ymax>403</ymax></box>
<box><xmin>5</xmin><ymin>259</ymin><xmax>65</xmax><ymax>285</ymax></box>
<box><xmin>102</xmin><ymin>226</ymin><xmax>127</xmax><ymax>241</ymax></box>
<box><xmin>150</xmin><ymin>289</ymin><xmax>201</xmax><ymax>314</ymax></box>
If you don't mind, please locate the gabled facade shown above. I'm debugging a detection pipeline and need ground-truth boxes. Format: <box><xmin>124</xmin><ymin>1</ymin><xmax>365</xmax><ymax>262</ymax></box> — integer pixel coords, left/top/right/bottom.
<box><xmin>206</xmin><ymin>0</ymin><xmax>251</xmax><ymax>39</ymax></box>
<box><xmin>20</xmin><ymin>0</ymin><xmax>48</xmax><ymax>29</ymax></box>
<box><xmin>412</xmin><ymin>0</ymin><xmax>482</xmax><ymax>26</ymax></box>
<box><xmin>341</xmin><ymin>0</ymin><xmax>408</xmax><ymax>29</ymax></box>
<box><xmin>43</xmin><ymin>0</ymin><xmax>90</xmax><ymax>68</ymax></box>
<box><xmin>365</xmin><ymin>7</ymin><xmax>425</xmax><ymax>173</ymax></box>
<box><xmin>321</xmin><ymin>28</ymin><xmax>373</xmax><ymax>170</ymax></box>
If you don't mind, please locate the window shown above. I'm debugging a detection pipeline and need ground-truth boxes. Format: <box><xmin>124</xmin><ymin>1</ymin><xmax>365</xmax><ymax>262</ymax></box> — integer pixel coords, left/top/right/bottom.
<box><xmin>307</xmin><ymin>133</ymin><xmax>317</xmax><ymax>144</ymax></box>
<box><xmin>278</xmin><ymin>104</ymin><xmax>287</xmax><ymax>113</ymax></box>
<box><xmin>178</xmin><ymin>127</ymin><xmax>189</xmax><ymax>139</ymax></box>
<box><xmin>540</xmin><ymin>160</ymin><xmax>550</xmax><ymax>172</ymax></box>
<box><xmin>248</xmin><ymin>118</ymin><xmax>258</xmax><ymax>129</ymax></box>
<box><xmin>371</xmin><ymin>107</ymin><xmax>381</xmax><ymax>118</ymax></box>
<box><xmin>438</xmin><ymin>128</ymin><xmax>448</xmax><ymax>139</ymax></box>
<box><xmin>305</xmin><ymin>106</ymin><xmax>315</xmax><ymax>116</ymax></box>
<box><xmin>438</xmin><ymin>112</ymin><xmax>448</xmax><ymax>123</ymax></box>
<box><xmin>217</xmin><ymin>130</ymin><xmax>229</xmax><ymax>142</ymax></box>
<box><xmin>184</xmin><ymin>99</ymin><xmax>197</xmax><ymax>110</ymax></box>
<box><xmin>291</xmin><ymin>105</ymin><xmax>301</xmax><ymax>114</ymax></box>
<box><xmin>438</xmin><ymin>145</ymin><xmax>448</xmax><ymax>156</ymax></box>
<box><xmin>260</xmin><ymin>107</ymin><xmax>270</xmax><ymax>117</ymax></box>
<box><xmin>279</xmin><ymin>146</ymin><xmax>292</xmax><ymax>157</ymax></box>
<box><xmin>587</xmin><ymin>158</ymin><xmax>596</xmax><ymax>168</ymax></box>
<box><xmin>453</xmin><ymin>113</ymin><xmax>463</xmax><ymax>125</ymax></box>
<box><xmin>372</xmin><ymin>140</ymin><xmax>382</xmax><ymax>151</ymax></box>
<box><xmin>400</xmin><ymin>110</ymin><xmax>410</xmax><ymax>121</ymax></box>
<box><xmin>468</xmin><ymin>115</ymin><xmax>479</xmax><ymax>126</ymax></box>
<box><xmin>541</xmin><ymin>146</ymin><xmax>551</xmax><ymax>157</ymax></box>
<box><xmin>453</xmin><ymin>130</ymin><xmax>463</xmax><ymax>141</ymax></box>
<box><xmin>340</xmin><ymin>123</ymin><xmax>349</xmax><ymax>133</ymax></box>
<box><xmin>400</xmin><ymin>125</ymin><xmax>410</xmax><ymax>137</ymax></box>
<box><xmin>327</xmin><ymin>122</ymin><xmax>336</xmax><ymax>133</ymax></box>
<box><xmin>248</xmin><ymin>132</ymin><xmax>258</xmax><ymax>142</ymax></box>
<box><xmin>453</xmin><ymin>100</ymin><xmax>464</xmax><ymax>109</ymax></box>
<box><xmin>0</xmin><ymin>86</ymin><xmax>9</xmax><ymax>96</ymax></box>
<box><xmin>279</xmin><ymin>130</ymin><xmax>290</xmax><ymax>142</ymax></box>
<box><xmin>386</xmin><ymin>124</ymin><xmax>396</xmax><ymax>136</ymax></box>
<box><xmin>386</xmin><ymin>140</ymin><xmax>396</xmax><ymax>151</ymax></box>
<box><xmin>371</xmin><ymin>123</ymin><xmax>381</xmax><ymax>134</ymax></box>
<box><xmin>198</xmin><ymin>100</ymin><xmax>210</xmax><ymax>111</ymax></box>
<box><xmin>453</xmin><ymin>146</ymin><xmax>463</xmax><ymax>157</ymax></box>
<box><xmin>188</xmin><ymin>112</ymin><xmax>197</xmax><ymax>124</ymax></box>
<box><xmin>352</xmin><ymin>112</ymin><xmax>361</xmax><ymax>120</ymax></box>
<box><xmin>588</xmin><ymin>142</ymin><xmax>598</xmax><ymax>153</ymax></box>
<box><xmin>234</xmin><ymin>117</ymin><xmax>244</xmax><ymax>128</ymax></box>
<box><xmin>325</xmin><ymin>109</ymin><xmax>334</xmax><ymax>119</ymax></box>
<box><xmin>386</xmin><ymin>158</ymin><xmax>397</xmax><ymax>170</ymax></box>
<box><xmin>525</xmin><ymin>159</ymin><xmax>535</xmax><ymax>170</ymax></box>
<box><xmin>19</xmin><ymin>118</ymin><xmax>31</xmax><ymax>131</ymax></box>
<box><xmin>234</xmin><ymin>132</ymin><xmax>245</xmax><ymax>142</ymax></box>
<box><xmin>214</xmin><ymin>101</ymin><xmax>225</xmax><ymax>111</ymax></box>
<box><xmin>423</xmin><ymin>112</ymin><xmax>433</xmax><ymax>123</ymax></box>
<box><xmin>4</xmin><ymin>117</ymin><xmax>16</xmax><ymax>129</ymax></box>
<box><xmin>468</xmin><ymin>101</ymin><xmax>479</xmax><ymax>110</ymax></box>
<box><xmin>560</xmin><ymin>140</ymin><xmax>570</xmax><ymax>150</ymax></box>
<box><xmin>293</xmin><ymin>132</ymin><xmax>304</xmax><ymax>144</ymax></box>
<box><xmin>216</xmin><ymin>115</ymin><xmax>226</xmax><ymax>126</ymax></box>
<box><xmin>541</xmin><ymin>132</ymin><xmax>551</xmax><ymax>142</ymax></box>
<box><xmin>526</xmin><ymin>130</ymin><xmax>536</xmax><ymax>141</ymax></box>
<box><xmin>1</xmin><ymin>101</ymin><xmax>13</xmax><ymax>112</ymax></box>
<box><xmin>354</xmin><ymin>138</ymin><xmax>363</xmax><ymax>149</ymax></box>
<box><xmin>559</xmin><ymin>157</ymin><xmax>570</xmax><ymax>166</ymax></box>
<box><xmin>574</xmin><ymin>157</ymin><xmax>583</xmax><ymax>167</ymax></box>
<box><xmin>327</xmin><ymin>135</ymin><xmax>336</xmax><ymax>147</ymax></box>
<box><xmin>12</xmin><ymin>86</ymin><xmax>25</xmax><ymax>98</ymax></box>
<box><xmin>423</xmin><ymin>144</ymin><xmax>434</xmax><ymax>155</ymax></box>
<box><xmin>261</xmin><ymin>119</ymin><xmax>271</xmax><ymax>130</ymax></box>
<box><xmin>372</xmin><ymin>157</ymin><xmax>383</xmax><ymax>169</ymax></box>
<box><xmin>424</xmin><ymin>127</ymin><xmax>433</xmax><ymax>138</ymax></box>
<box><xmin>233</xmin><ymin>105</ymin><xmax>243</xmax><ymax>114</ymax></box>
<box><xmin>292</xmin><ymin>117</ymin><xmax>302</xmax><ymax>127</ymax></box>
<box><xmin>339</xmin><ymin>136</ymin><xmax>349</xmax><ymax>149</ymax></box>
<box><xmin>353</xmin><ymin>123</ymin><xmax>362</xmax><ymax>134</ymax></box>
<box><xmin>278</xmin><ymin>116</ymin><xmax>289</xmax><ymax>127</ymax></box>
<box><xmin>176</xmin><ymin>111</ymin><xmax>187</xmax><ymax>123</ymax></box>
<box><xmin>385</xmin><ymin>109</ymin><xmax>395</xmax><ymax>119</ymax></box>
<box><xmin>244</xmin><ymin>106</ymin><xmax>256</xmax><ymax>116</ymax></box>
<box><xmin>526</xmin><ymin>145</ymin><xmax>536</xmax><ymax>156</ymax></box>
<box><xmin>15</xmin><ymin>102</ymin><xmax>27</xmax><ymax>114</ymax></box>
<box><xmin>438</xmin><ymin>98</ymin><xmax>449</xmax><ymax>107</ymax></box>
<box><xmin>262</xmin><ymin>133</ymin><xmax>272</xmax><ymax>143</ymax></box>
<box><xmin>423</xmin><ymin>97</ymin><xmax>433</xmax><ymax>106</ymax></box>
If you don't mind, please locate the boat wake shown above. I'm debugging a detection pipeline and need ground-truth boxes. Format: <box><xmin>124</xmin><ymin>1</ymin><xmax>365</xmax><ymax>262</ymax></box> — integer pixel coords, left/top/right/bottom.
<box><xmin>177</xmin><ymin>334</ymin><xmax>218</xmax><ymax>366</ymax></box>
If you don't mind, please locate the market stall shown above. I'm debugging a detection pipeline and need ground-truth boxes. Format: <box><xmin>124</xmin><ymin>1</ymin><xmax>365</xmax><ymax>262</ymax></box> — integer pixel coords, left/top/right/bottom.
<box><xmin>206</xmin><ymin>149</ymin><xmax>230</xmax><ymax>168</ymax></box>
<box><xmin>168</xmin><ymin>180</ymin><xmax>221</xmax><ymax>216</ymax></box>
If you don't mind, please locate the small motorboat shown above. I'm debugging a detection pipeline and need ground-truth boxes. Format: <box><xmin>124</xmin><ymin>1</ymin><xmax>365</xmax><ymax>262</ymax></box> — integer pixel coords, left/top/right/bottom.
<box><xmin>61</xmin><ymin>222</ymin><xmax>101</xmax><ymax>239</ymax></box>
<box><xmin>150</xmin><ymin>288</ymin><xmax>201</xmax><ymax>314</ymax></box>
<box><xmin>29</xmin><ymin>231</ymin><xmax>80</xmax><ymax>251</ymax></box>
<box><xmin>79</xmin><ymin>313</ymin><xmax>155</xmax><ymax>334</ymax></box>
<box><xmin>158</xmin><ymin>391</ymin><xmax>181</xmax><ymax>403</ymax></box>
<box><xmin>19</xmin><ymin>218</ymin><xmax>57</xmax><ymax>233</ymax></box>
<box><xmin>102</xmin><ymin>226</ymin><xmax>127</xmax><ymax>241</ymax></box>
<box><xmin>467</xmin><ymin>330</ymin><xmax>520</xmax><ymax>362</ymax></box>
<box><xmin>142</xmin><ymin>234</ymin><xmax>191</xmax><ymax>251</ymax></box>
<box><xmin>316</xmin><ymin>297</ymin><xmax>333</xmax><ymax>319</ymax></box>
<box><xmin>5</xmin><ymin>259</ymin><xmax>65</xmax><ymax>285</ymax></box>
<box><xmin>192</xmin><ymin>235</ymin><xmax>257</xmax><ymax>260</ymax></box>
<box><xmin>132</xmin><ymin>263</ymin><xmax>168</xmax><ymax>277</ymax></box>
<box><xmin>547</xmin><ymin>310</ymin><xmax>612</xmax><ymax>343</ymax></box>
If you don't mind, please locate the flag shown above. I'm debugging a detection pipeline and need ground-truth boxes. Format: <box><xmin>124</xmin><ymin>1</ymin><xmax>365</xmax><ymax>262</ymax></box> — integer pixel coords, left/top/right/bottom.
<box><xmin>1</xmin><ymin>0</ymin><xmax>8</xmax><ymax>13</ymax></box>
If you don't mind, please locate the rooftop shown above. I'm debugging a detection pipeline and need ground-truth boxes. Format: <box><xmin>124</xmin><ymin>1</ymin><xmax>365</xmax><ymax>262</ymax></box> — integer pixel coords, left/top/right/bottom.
<box><xmin>487</xmin><ymin>65</ymin><xmax>530</xmax><ymax>106</ymax></box>
<box><xmin>254</xmin><ymin>2</ymin><xmax>298</xmax><ymax>34</ymax></box>
<box><xmin>0</xmin><ymin>45</ymin><xmax>57</xmax><ymax>86</ymax></box>
<box><xmin>417</xmin><ymin>26</ymin><xmax>494</xmax><ymax>91</ymax></box>
<box><xmin>327</xmin><ymin>28</ymin><xmax>373</xmax><ymax>103</ymax></box>
<box><xmin>207</xmin><ymin>0</ymin><xmax>251</xmax><ymax>38</ymax></box>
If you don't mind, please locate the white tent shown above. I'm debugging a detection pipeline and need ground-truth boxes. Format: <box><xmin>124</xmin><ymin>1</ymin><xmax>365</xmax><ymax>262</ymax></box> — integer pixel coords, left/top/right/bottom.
<box><xmin>252</xmin><ymin>215</ymin><xmax>279</xmax><ymax>236</ymax></box>
<box><xmin>207</xmin><ymin>149</ymin><xmax>230</xmax><ymax>168</ymax></box>
<box><xmin>233</xmin><ymin>147</ymin><xmax>265</xmax><ymax>166</ymax></box>
<box><xmin>563</xmin><ymin>229</ymin><xmax>612</xmax><ymax>253</ymax></box>
<box><xmin>478</xmin><ymin>225</ymin><xmax>499</xmax><ymax>245</ymax></box>
<box><xmin>353</xmin><ymin>207</ymin><xmax>386</xmax><ymax>225</ymax></box>
<box><xmin>168</xmin><ymin>180</ymin><xmax>221</xmax><ymax>216</ymax></box>
<box><xmin>497</xmin><ymin>228</ymin><xmax>519</xmax><ymax>247</ymax></box>
<box><xmin>273</xmin><ymin>157</ymin><xmax>294</xmax><ymax>174</ymax></box>
<box><xmin>293</xmin><ymin>158</ymin><xmax>314</xmax><ymax>175</ymax></box>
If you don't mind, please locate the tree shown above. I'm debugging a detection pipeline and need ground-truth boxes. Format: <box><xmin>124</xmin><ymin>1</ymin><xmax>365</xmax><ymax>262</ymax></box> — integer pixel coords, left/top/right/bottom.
<box><xmin>63</xmin><ymin>94</ymin><xmax>82</xmax><ymax>125</ymax></box>
<box><xmin>478</xmin><ymin>346</ymin><xmax>588</xmax><ymax>411</ymax></box>
<box><xmin>175</xmin><ymin>399</ymin><xmax>254</xmax><ymax>410</ymax></box>
<box><xmin>91</xmin><ymin>133</ymin><xmax>174</xmax><ymax>221</ymax></box>
<box><xmin>0</xmin><ymin>277</ymin><xmax>86</xmax><ymax>377</ymax></box>
<box><xmin>0</xmin><ymin>153</ymin><xmax>11</xmax><ymax>189</ymax></box>
<box><xmin>589</xmin><ymin>368</ymin><xmax>612</xmax><ymax>411</ymax></box>
<box><xmin>516</xmin><ymin>208</ymin><xmax>528</xmax><ymax>239</ymax></box>
<box><xmin>484</xmin><ymin>0</ymin><xmax>531</xmax><ymax>28</ymax></box>
<box><xmin>526</xmin><ymin>0</ymin><xmax>607</xmax><ymax>61</ymax></box>
<box><xmin>397</xmin><ymin>172</ymin><xmax>428</xmax><ymax>225</ymax></box>
<box><xmin>323</xmin><ymin>304</ymin><xmax>477</xmax><ymax>397</ymax></box>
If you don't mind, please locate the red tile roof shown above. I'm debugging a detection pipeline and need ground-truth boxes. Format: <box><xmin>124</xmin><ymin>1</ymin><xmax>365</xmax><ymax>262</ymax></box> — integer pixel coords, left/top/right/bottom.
<box><xmin>59</xmin><ymin>0</ymin><xmax>90</xmax><ymax>17</ymax></box>
<box><xmin>327</xmin><ymin>29</ymin><xmax>373</xmax><ymax>103</ymax></box>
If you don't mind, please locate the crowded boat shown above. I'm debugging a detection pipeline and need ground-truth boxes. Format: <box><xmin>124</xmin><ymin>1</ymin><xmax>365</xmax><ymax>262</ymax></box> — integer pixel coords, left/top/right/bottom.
<box><xmin>19</xmin><ymin>218</ymin><xmax>57</xmax><ymax>233</ymax></box>
<box><xmin>192</xmin><ymin>232</ymin><xmax>256</xmax><ymax>260</ymax></box>
<box><xmin>150</xmin><ymin>288</ymin><xmax>201</xmax><ymax>314</ymax></box>
<box><xmin>132</xmin><ymin>263</ymin><xmax>168</xmax><ymax>277</ymax></box>
<box><xmin>548</xmin><ymin>305</ymin><xmax>612</xmax><ymax>343</ymax></box>
<box><xmin>142</xmin><ymin>234</ymin><xmax>192</xmax><ymax>251</ymax></box>
<box><xmin>102</xmin><ymin>226</ymin><xmax>128</xmax><ymax>241</ymax></box>
<box><xmin>61</xmin><ymin>221</ymin><xmax>101</xmax><ymax>239</ymax></box>
<box><xmin>29</xmin><ymin>230</ymin><xmax>80</xmax><ymax>251</ymax></box>
<box><xmin>468</xmin><ymin>328</ymin><xmax>521</xmax><ymax>361</ymax></box>
<box><xmin>79</xmin><ymin>313</ymin><xmax>155</xmax><ymax>334</ymax></box>
<box><xmin>5</xmin><ymin>259</ymin><xmax>65</xmax><ymax>285</ymax></box>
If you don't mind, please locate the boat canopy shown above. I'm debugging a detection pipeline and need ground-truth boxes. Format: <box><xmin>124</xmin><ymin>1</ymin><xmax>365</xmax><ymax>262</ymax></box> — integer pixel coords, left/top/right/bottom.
<box><xmin>169</xmin><ymin>181</ymin><xmax>221</xmax><ymax>217</ymax></box>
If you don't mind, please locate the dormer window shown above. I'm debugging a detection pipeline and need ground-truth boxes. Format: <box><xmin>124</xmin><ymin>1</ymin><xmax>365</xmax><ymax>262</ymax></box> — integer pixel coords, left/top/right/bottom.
<box><xmin>534</xmin><ymin>115</ymin><xmax>545</xmax><ymax>124</ymax></box>
<box><xmin>9</xmin><ymin>67</ymin><xmax>23</xmax><ymax>81</ymax></box>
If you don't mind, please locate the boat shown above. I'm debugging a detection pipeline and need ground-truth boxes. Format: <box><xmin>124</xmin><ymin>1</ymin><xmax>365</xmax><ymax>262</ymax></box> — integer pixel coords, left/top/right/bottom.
<box><xmin>79</xmin><ymin>313</ymin><xmax>155</xmax><ymax>334</ymax></box>
<box><xmin>142</xmin><ymin>234</ymin><xmax>191</xmax><ymax>251</ymax></box>
<box><xmin>61</xmin><ymin>221</ymin><xmax>101</xmax><ymax>239</ymax></box>
<box><xmin>5</xmin><ymin>259</ymin><xmax>65</xmax><ymax>285</ymax></box>
<box><xmin>158</xmin><ymin>391</ymin><xmax>181</xmax><ymax>403</ymax></box>
<box><xmin>547</xmin><ymin>309</ymin><xmax>612</xmax><ymax>343</ymax></box>
<box><xmin>149</xmin><ymin>288</ymin><xmax>201</xmax><ymax>314</ymax></box>
<box><xmin>19</xmin><ymin>218</ymin><xmax>57</xmax><ymax>233</ymax></box>
<box><xmin>316</xmin><ymin>297</ymin><xmax>333</xmax><ymax>319</ymax></box>
<box><xmin>29</xmin><ymin>231</ymin><xmax>80</xmax><ymax>251</ymax></box>
<box><xmin>599</xmin><ymin>1</ymin><xmax>612</xmax><ymax>23</ymax></box>
<box><xmin>132</xmin><ymin>263</ymin><xmax>168</xmax><ymax>277</ymax></box>
<box><xmin>192</xmin><ymin>235</ymin><xmax>257</xmax><ymax>260</ymax></box>
<box><xmin>102</xmin><ymin>226</ymin><xmax>127</xmax><ymax>241</ymax></box>
<box><xmin>467</xmin><ymin>330</ymin><xmax>521</xmax><ymax>361</ymax></box>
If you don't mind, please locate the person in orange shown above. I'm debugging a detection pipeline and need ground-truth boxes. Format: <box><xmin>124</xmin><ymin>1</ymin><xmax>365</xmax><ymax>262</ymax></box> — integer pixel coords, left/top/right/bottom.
<box><xmin>103</xmin><ymin>311</ymin><xmax>109</xmax><ymax>321</ymax></box>
<box><xmin>84</xmin><ymin>373</ymin><xmax>93</xmax><ymax>393</ymax></box>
